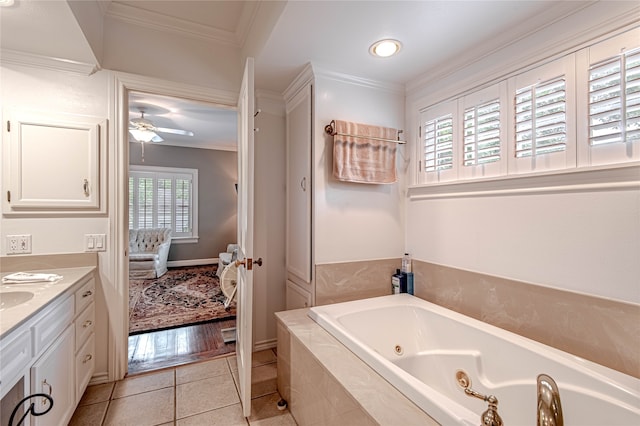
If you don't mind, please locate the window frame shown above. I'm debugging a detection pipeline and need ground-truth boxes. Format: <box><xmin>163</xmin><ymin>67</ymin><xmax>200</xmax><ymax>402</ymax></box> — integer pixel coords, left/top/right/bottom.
<box><xmin>129</xmin><ymin>165</ymin><xmax>199</xmax><ymax>244</ymax></box>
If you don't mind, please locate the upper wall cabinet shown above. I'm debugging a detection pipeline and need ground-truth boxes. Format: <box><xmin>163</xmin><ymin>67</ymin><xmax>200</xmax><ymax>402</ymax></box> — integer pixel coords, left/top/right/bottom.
<box><xmin>2</xmin><ymin>109</ymin><xmax>107</xmax><ymax>215</ymax></box>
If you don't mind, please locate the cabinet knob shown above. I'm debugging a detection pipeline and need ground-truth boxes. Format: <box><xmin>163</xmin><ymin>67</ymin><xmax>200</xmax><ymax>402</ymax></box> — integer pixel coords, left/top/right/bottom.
<box><xmin>83</xmin><ymin>354</ymin><xmax>93</xmax><ymax>363</ymax></box>
<box><xmin>82</xmin><ymin>290</ymin><xmax>93</xmax><ymax>298</ymax></box>
<box><xmin>83</xmin><ymin>320</ymin><xmax>93</xmax><ymax>328</ymax></box>
<box><xmin>83</xmin><ymin>179</ymin><xmax>90</xmax><ymax>197</ymax></box>
<box><xmin>300</xmin><ymin>177</ymin><xmax>306</xmax><ymax>191</ymax></box>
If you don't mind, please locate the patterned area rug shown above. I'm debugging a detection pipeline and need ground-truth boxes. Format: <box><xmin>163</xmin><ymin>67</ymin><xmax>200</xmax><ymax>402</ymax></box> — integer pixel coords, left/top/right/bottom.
<box><xmin>129</xmin><ymin>264</ymin><xmax>236</xmax><ymax>335</ymax></box>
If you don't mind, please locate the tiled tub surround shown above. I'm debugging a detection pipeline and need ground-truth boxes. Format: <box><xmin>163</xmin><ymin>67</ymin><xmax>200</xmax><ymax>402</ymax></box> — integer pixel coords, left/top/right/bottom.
<box><xmin>276</xmin><ymin>309</ymin><xmax>438</xmax><ymax>426</ymax></box>
<box><xmin>412</xmin><ymin>260</ymin><xmax>640</xmax><ymax>379</ymax></box>
<box><xmin>313</xmin><ymin>258</ymin><xmax>639</xmax><ymax>379</ymax></box>
<box><xmin>315</xmin><ymin>258</ymin><xmax>400</xmax><ymax>306</ymax></box>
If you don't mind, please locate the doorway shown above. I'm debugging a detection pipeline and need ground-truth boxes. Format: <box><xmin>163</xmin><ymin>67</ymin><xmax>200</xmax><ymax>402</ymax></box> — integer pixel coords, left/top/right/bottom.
<box><xmin>125</xmin><ymin>90</ymin><xmax>239</xmax><ymax>374</ymax></box>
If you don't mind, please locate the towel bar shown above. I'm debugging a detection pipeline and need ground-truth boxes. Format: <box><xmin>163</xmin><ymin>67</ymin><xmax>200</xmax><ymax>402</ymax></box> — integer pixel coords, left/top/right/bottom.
<box><xmin>324</xmin><ymin>120</ymin><xmax>407</xmax><ymax>144</ymax></box>
<box><xmin>325</xmin><ymin>120</ymin><xmax>405</xmax><ymax>144</ymax></box>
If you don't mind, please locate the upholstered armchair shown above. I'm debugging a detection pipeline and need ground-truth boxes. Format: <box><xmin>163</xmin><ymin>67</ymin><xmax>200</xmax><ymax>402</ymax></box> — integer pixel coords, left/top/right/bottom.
<box><xmin>129</xmin><ymin>228</ymin><xmax>172</xmax><ymax>279</ymax></box>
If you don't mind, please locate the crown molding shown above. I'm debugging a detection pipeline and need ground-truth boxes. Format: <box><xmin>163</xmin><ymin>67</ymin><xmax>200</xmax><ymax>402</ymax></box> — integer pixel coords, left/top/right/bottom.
<box><xmin>313</xmin><ymin>64</ymin><xmax>405</xmax><ymax>95</ymax></box>
<box><xmin>283</xmin><ymin>63</ymin><xmax>315</xmax><ymax>103</ymax></box>
<box><xmin>105</xmin><ymin>2</ymin><xmax>241</xmax><ymax>46</ymax></box>
<box><xmin>0</xmin><ymin>49</ymin><xmax>99</xmax><ymax>76</ymax></box>
<box><xmin>255</xmin><ymin>89</ymin><xmax>285</xmax><ymax>117</ymax></box>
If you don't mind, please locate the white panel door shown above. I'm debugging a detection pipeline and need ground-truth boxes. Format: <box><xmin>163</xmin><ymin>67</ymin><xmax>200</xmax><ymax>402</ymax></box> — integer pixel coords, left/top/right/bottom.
<box><xmin>236</xmin><ymin>57</ymin><xmax>256</xmax><ymax>418</ymax></box>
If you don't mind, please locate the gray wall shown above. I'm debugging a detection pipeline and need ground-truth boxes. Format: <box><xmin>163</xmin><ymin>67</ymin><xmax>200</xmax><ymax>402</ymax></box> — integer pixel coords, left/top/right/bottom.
<box><xmin>129</xmin><ymin>142</ymin><xmax>237</xmax><ymax>262</ymax></box>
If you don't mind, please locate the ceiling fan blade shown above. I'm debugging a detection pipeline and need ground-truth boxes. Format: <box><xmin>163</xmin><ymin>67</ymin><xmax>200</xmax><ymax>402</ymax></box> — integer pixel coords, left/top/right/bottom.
<box><xmin>156</xmin><ymin>127</ymin><xmax>194</xmax><ymax>137</ymax></box>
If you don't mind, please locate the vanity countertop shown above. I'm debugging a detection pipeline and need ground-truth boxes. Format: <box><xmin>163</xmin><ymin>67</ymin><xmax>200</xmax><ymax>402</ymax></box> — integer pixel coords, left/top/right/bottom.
<box><xmin>0</xmin><ymin>266</ymin><xmax>95</xmax><ymax>339</ymax></box>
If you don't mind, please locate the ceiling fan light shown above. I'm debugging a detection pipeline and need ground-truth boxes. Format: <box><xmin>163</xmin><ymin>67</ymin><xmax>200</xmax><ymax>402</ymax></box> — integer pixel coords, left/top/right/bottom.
<box><xmin>129</xmin><ymin>129</ymin><xmax>156</xmax><ymax>143</ymax></box>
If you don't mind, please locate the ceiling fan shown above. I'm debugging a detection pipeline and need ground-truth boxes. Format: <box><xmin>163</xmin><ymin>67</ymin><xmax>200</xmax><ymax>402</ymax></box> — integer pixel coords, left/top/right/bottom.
<box><xmin>129</xmin><ymin>110</ymin><xmax>194</xmax><ymax>143</ymax></box>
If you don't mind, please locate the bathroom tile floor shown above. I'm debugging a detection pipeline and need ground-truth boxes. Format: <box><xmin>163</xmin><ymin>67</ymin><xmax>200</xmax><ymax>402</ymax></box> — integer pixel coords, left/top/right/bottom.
<box><xmin>69</xmin><ymin>349</ymin><xmax>297</xmax><ymax>426</ymax></box>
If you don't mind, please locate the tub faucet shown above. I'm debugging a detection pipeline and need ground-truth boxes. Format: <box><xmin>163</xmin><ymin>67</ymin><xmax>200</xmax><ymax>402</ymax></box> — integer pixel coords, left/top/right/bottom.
<box><xmin>537</xmin><ymin>374</ymin><xmax>563</xmax><ymax>426</ymax></box>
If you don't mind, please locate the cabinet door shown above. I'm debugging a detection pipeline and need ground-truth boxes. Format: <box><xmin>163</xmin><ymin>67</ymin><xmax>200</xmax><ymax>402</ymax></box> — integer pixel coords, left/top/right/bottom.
<box><xmin>286</xmin><ymin>85</ymin><xmax>313</xmax><ymax>283</ymax></box>
<box><xmin>3</xmin><ymin>109</ymin><xmax>106</xmax><ymax>213</ymax></box>
<box><xmin>286</xmin><ymin>280</ymin><xmax>312</xmax><ymax>310</ymax></box>
<box><xmin>30</xmin><ymin>325</ymin><xmax>75</xmax><ymax>426</ymax></box>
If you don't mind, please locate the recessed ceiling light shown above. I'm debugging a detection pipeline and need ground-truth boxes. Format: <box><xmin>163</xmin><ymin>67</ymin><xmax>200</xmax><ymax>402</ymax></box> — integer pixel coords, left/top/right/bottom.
<box><xmin>369</xmin><ymin>39</ymin><xmax>402</xmax><ymax>58</ymax></box>
<box><xmin>0</xmin><ymin>0</ymin><xmax>15</xmax><ymax>7</ymax></box>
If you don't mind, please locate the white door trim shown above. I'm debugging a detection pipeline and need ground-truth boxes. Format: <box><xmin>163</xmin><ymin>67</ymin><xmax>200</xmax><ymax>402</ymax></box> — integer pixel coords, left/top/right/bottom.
<box><xmin>109</xmin><ymin>71</ymin><xmax>238</xmax><ymax>380</ymax></box>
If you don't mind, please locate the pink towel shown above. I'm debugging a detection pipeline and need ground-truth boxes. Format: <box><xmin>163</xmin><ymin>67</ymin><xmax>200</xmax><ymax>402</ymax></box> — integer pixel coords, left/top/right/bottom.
<box><xmin>332</xmin><ymin>120</ymin><xmax>398</xmax><ymax>184</ymax></box>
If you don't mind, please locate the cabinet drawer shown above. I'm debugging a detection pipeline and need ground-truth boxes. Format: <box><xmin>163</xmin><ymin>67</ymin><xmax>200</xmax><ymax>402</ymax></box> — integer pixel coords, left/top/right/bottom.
<box><xmin>75</xmin><ymin>278</ymin><xmax>95</xmax><ymax>314</ymax></box>
<box><xmin>75</xmin><ymin>333</ymin><xmax>95</xmax><ymax>402</ymax></box>
<box><xmin>0</xmin><ymin>329</ymin><xmax>31</xmax><ymax>399</ymax></box>
<box><xmin>32</xmin><ymin>295</ymin><xmax>74</xmax><ymax>356</ymax></box>
<box><xmin>75</xmin><ymin>302</ymin><xmax>95</xmax><ymax>349</ymax></box>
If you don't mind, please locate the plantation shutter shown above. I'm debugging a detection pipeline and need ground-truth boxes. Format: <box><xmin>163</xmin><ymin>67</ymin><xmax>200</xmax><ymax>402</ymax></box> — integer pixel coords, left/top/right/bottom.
<box><xmin>128</xmin><ymin>167</ymin><xmax>197</xmax><ymax>239</ymax></box>
<box><xmin>463</xmin><ymin>99</ymin><xmax>501</xmax><ymax>166</ymax></box>
<box><xmin>588</xmin><ymin>48</ymin><xmax>640</xmax><ymax>146</ymax></box>
<box><xmin>157</xmin><ymin>178</ymin><xmax>172</xmax><ymax>229</ymax></box>
<box><xmin>424</xmin><ymin>114</ymin><xmax>454</xmax><ymax>172</ymax></box>
<box><xmin>174</xmin><ymin>177</ymin><xmax>192</xmax><ymax>236</ymax></box>
<box><xmin>515</xmin><ymin>77</ymin><xmax>567</xmax><ymax>158</ymax></box>
<box><xmin>137</xmin><ymin>176</ymin><xmax>154</xmax><ymax>228</ymax></box>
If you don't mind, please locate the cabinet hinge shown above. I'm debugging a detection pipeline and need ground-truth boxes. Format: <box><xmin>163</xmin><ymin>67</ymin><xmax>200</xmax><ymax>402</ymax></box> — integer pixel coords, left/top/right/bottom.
<box><xmin>6</xmin><ymin>191</ymin><xmax>10</xmax><ymax>203</ymax></box>
<box><xmin>6</xmin><ymin>121</ymin><xmax>10</xmax><ymax>132</ymax></box>
<box><xmin>418</xmin><ymin>125</ymin><xmax>421</xmax><ymax>138</ymax></box>
<box><xmin>418</xmin><ymin>160</ymin><xmax>422</xmax><ymax>172</ymax></box>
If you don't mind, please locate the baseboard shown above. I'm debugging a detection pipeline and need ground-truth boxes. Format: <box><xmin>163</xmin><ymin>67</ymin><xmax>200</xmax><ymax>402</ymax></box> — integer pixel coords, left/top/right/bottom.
<box><xmin>167</xmin><ymin>258</ymin><xmax>218</xmax><ymax>267</ymax></box>
<box><xmin>254</xmin><ymin>338</ymin><xmax>277</xmax><ymax>352</ymax></box>
<box><xmin>89</xmin><ymin>372</ymin><xmax>110</xmax><ymax>386</ymax></box>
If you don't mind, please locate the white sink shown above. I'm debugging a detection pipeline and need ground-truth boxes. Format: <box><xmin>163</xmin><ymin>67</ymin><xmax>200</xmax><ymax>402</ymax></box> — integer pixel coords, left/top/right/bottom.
<box><xmin>0</xmin><ymin>291</ymin><xmax>35</xmax><ymax>311</ymax></box>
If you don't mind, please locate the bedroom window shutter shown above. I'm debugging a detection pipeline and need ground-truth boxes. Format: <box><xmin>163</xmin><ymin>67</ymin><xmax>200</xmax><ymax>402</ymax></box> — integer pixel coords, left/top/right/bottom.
<box><xmin>424</xmin><ymin>114</ymin><xmax>454</xmax><ymax>172</ymax></box>
<box><xmin>515</xmin><ymin>77</ymin><xmax>567</xmax><ymax>158</ymax></box>
<box><xmin>138</xmin><ymin>176</ymin><xmax>154</xmax><ymax>228</ymax></box>
<box><xmin>174</xmin><ymin>177</ymin><xmax>192</xmax><ymax>235</ymax></box>
<box><xmin>463</xmin><ymin>99</ymin><xmax>501</xmax><ymax>166</ymax></box>
<box><xmin>589</xmin><ymin>48</ymin><xmax>640</xmax><ymax>146</ymax></box>
<box><xmin>128</xmin><ymin>166</ymin><xmax>197</xmax><ymax>240</ymax></box>
<box><xmin>157</xmin><ymin>178</ymin><xmax>172</xmax><ymax>229</ymax></box>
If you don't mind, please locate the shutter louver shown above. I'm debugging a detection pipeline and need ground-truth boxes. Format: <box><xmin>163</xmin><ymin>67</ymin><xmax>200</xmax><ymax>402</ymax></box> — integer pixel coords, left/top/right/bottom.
<box><xmin>515</xmin><ymin>77</ymin><xmax>567</xmax><ymax>158</ymax></box>
<box><xmin>424</xmin><ymin>114</ymin><xmax>454</xmax><ymax>172</ymax></box>
<box><xmin>589</xmin><ymin>48</ymin><xmax>640</xmax><ymax>145</ymax></box>
<box><xmin>463</xmin><ymin>99</ymin><xmax>501</xmax><ymax>166</ymax></box>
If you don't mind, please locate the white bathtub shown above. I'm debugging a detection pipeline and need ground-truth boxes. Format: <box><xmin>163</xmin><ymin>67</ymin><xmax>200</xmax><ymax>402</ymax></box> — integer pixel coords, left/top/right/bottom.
<box><xmin>308</xmin><ymin>294</ymin><xmax>640</xmax><ymax>425</ymax></box>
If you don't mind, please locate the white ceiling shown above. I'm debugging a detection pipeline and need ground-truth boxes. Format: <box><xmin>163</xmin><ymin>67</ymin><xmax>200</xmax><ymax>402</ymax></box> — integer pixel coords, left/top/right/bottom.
<box><xmin>1</xmin><ymin>0</ymin><xmax>610</xmax><ymax>151</ymax></box>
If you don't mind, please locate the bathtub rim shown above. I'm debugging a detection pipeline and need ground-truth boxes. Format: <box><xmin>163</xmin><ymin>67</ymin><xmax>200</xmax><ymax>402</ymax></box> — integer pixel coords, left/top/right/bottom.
<box><xmin>308</xmin><ymin>294</ymin><xmax>640</xmax><ymax>424</ymax></box>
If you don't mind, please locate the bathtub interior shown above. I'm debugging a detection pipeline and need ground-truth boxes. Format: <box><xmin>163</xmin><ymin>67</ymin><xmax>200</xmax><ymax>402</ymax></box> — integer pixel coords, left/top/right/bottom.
<box><xmin>309</xmin><ymin>295</ymin><xmax>640</xmax><ymax>426</ymax></box>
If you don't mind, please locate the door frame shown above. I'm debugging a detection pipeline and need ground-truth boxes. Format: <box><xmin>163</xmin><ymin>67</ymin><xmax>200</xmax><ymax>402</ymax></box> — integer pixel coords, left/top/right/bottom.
<box><xmin>109</xmin><ymin>72</ymin><xmax>238</xmax><ymax>379</ymax></box>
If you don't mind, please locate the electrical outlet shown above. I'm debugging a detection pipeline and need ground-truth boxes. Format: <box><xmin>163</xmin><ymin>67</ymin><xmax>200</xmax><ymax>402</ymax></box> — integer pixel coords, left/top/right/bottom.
<box><xmin>7</xmin><ymin>234</ymin><xmax>31</xmax><ymax>254</ymax></box>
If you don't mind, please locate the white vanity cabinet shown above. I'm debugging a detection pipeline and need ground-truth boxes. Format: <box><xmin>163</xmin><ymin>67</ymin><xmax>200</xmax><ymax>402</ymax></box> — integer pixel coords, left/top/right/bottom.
<box><xmin>0</xmin><ymin>270</ymin><xmax>96</xmax><ymax>426</ymax></box>
<box><xmin>284</xmin><ymin>78</ymin><xmax>314</xmax><ymax>309</ymax></box>
<box><xmin>2</xmin><ymin>109</ymin><xmax>107</xmax><ymax>215</ymax></box>
<box><xmin>30</xmin><ymin>325</ymin><xmax>75</xmax><ymax>426</ymax></box>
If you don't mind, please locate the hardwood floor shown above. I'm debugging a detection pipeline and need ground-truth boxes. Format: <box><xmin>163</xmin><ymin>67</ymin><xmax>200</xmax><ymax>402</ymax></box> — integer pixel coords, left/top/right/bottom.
<box><xmin>127</xmin><ymin>319</ymin><xmax>236</xmax><ymax>375</ymax></box>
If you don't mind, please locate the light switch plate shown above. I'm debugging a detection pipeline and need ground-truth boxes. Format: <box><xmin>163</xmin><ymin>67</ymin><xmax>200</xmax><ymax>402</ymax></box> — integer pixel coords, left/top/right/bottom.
<box><xmin>85</xmin><ymin>234</ymin><xmax>106</xmax><ymax>252</ymax></box>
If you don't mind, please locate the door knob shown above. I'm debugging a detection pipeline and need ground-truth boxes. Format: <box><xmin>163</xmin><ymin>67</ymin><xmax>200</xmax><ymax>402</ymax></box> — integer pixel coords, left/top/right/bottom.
<box><xmin>235</xmin><ymin>257</ymin><xmax>263</xmax><ymax>270</ymax></box>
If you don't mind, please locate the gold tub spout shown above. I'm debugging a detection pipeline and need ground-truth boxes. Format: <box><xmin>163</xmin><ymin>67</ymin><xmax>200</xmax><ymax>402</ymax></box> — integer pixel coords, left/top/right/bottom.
<box><xmin>537</xmin><ymin>374</ymin><xmax>563</xmax><ymax>426</ymax></box>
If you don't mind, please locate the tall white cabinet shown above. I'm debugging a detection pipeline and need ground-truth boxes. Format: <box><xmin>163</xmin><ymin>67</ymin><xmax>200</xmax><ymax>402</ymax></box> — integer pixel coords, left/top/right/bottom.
<box><xmin>284</xmin><ymin>74</ymin><xmax>314</xmax><ymax>309</ymax></box>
